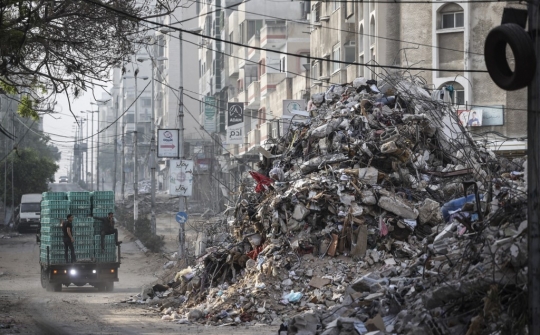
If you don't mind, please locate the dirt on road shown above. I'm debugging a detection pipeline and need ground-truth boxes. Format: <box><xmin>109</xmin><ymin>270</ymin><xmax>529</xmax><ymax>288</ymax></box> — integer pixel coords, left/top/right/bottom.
<box><xmin>0</xmin><ymin>228</ymin><xmax>275</xmax><ymax>335</ymax></box>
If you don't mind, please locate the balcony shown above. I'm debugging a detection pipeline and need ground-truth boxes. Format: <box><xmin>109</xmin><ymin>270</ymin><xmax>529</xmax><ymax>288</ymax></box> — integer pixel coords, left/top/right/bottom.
<box><xmin>330</xmin><ymin>69</ymin><xmax>347</xmax><ymax>85</ymax></box>
<box><xmin>238</xmin><ymin>46</ymin><xmax>248</xmax><ymax>69</ymax></box>
<box><xmin>260</xmin><ymin>72</ymin><xmax>286</xmax><ymax>97</ymax></box>
<box><xmin>247</xmin><ymin>129</ymin><xmax>260</xmax><ymax>151</ymax></box>
<box><xmin>260</xmin><ymin>25</ymin><xmax>287</xmax><ymax>50</ymax></box>
<box><xmin>346</xmin><ymin>65</ymin><xmax>358</xmax><ymax>83</ymax></box>
<box><xmin>229</xmin><ymin>55</ymin><xmax>239</xmax><ymax>76</ymax></box>
<box><xmin>247</xmin><ymin>81</ymin><xmax>260</xmax><ymax>109</ymax></box>
<box><xmin>237</xmin><ymin>90</ymin><xmax>247</xmax><ymax>103</ymax></box>
<box><xmin>248</xmin><ymin>35</ymin><xmax>260</xmax><ymax>62</ymax></box>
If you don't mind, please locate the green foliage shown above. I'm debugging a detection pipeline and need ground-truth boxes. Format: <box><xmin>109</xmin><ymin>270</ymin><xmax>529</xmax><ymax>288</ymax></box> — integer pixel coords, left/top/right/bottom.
<box><xmin>0</xmin><ymin>148</ymin><xmax>58</xmax><ymax>205</ymax></box>
<box><xmin>17</xmin><ymin>95</ymin><xmax>39</xmax><ymax>120</ymax></box>
<box><xmin>0</xmin><ymin>82</ymin><xmax>17</xmax><ymax>95</ymax></box>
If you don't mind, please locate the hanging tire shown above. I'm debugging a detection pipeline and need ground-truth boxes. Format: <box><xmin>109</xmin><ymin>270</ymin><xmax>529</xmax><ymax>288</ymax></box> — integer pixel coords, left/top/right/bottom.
<box><xmin>484</xmin><ymin>23</ymin><xmax>536</xmax><ymax>91</ymax></box>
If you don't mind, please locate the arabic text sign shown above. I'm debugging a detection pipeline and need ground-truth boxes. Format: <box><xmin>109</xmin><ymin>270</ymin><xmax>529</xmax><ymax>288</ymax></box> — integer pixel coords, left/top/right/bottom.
<box><xmin>169</xmin><ymin>160</ymin><xmax>194</xmax><ymax>196</ymax></box>
<box><xmin>157</xmin><ymin>129</ymin><xmax>179</xmax><ymax>158</ymax></box>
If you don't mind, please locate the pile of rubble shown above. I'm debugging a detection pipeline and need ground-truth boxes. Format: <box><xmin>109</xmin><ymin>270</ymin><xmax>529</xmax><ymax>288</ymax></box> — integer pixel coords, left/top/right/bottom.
<box><xmin>124</xmin><ymin>74</ymin><xmax>529</xmax><ymax>334</ymax></box>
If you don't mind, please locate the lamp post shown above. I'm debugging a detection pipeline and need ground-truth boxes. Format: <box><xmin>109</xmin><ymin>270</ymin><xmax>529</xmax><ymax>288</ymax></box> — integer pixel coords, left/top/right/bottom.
<box><xmin>136</xmin><ymin>55</ymin><xmax>167</xmax><ymax>235</ymax></box>
<box><xmin>79</xmin><ymin>114</ymin><xmax>88</xmax><ymax>184</ymax></box>
<box><xmin>122</xmin><ymin>74</ymin><xmax>149</xmax><ymax>222</ymax></box>
<box><xmin>91</xmin><ymin>101</ymin><xmax>108</xmax><ymax>191</ymax></box>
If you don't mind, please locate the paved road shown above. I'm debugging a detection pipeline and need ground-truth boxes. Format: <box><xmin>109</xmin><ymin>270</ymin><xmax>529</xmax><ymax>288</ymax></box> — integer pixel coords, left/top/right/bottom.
<box><xmin>0</xmin><ymin>228</ymin><xmax>276</xmax><ymax>334</ymax></box>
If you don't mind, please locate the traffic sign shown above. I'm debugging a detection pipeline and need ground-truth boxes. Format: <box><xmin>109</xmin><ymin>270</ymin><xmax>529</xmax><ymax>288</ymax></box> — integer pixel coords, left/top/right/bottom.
<box><xmin>157</xmin><ymin>129</ymin><xmax>179</xmax><ymax>158</ymax></box>
<box><xmin>176</xmin><ymin>212</ymin><xmax>188</xmax><ymax>224</ymax></box>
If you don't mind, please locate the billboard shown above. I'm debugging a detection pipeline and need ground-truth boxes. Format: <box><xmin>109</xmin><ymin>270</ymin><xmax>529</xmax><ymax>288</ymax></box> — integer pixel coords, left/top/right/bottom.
<box><xmin>204</xmin><ymin>97</ymin><xmax>217</xmax><ymax>133</ymax></box>
<box><xmin>227</xmin><ymin>102</ymin><xmax>244</xmax><ymax>145</ymax></box>
<box><xmin>283</xmin><ymin>100</ymin><xmax>306</xmax><ymax>116</ymax></box>
<box><xmin>157</xmin><ymin>129</ymin><xmax>179</xmax><ymax>158</ymax></box>
<box><xmin>169</xmin><ymin>160</ymin><xmax>194</xmax><ymax>196</ymax></box>
<box><xmin>458</xmin><ymin>110</ymin><xmax>483</xmax><ymax>127</ymax></box>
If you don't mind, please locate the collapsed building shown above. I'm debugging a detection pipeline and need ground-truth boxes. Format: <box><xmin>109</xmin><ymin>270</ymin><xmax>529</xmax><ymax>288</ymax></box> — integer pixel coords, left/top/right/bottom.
<box><xmin>124</xmin><ymin>74</ymin><xmax>529</xmax><ymax>335</ymax></box>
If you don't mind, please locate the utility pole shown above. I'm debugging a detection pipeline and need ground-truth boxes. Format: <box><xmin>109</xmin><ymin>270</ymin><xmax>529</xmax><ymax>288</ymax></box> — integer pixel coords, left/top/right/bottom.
<box><xmin>91</xmin><ymin>111</ymin><xmax>95</xmax><ymax>191</ymax></box>
<box><xmin>134</xmin><ymin>71</ymin><xmax>139</xmax><ymax>223</ymax></box>
<box><xmin>113</xmin><ymin>94</ymin><xmax>118</xmax><ymax>197</ymax></box>
<box><xmin>121</xmin><ymin>83</ymin><xmax>126</xmax><ymax>202</ymax></box>
<box><xmin>178</xmin><ymin>30</ymin><xmax>186</xmax><ymax>261</ymax></box>
<box><xmin>529</xmin><ymin>0</ymin><xmax>540</xmax><ymax>331</ymax></box>
<box><xmin>96</xmin><ymin>108</ymin><xmax>100</xmax><ymax>191</ymax></box>
<box><xmin>150</xmin><ymin>58</ymin><xmax>157</xmax><ymax>235</ymax></box>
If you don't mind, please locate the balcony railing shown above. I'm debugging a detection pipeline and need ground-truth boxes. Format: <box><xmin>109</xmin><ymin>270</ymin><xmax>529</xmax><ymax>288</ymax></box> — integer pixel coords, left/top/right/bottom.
<box><xmin>248</xmin><ymin>35</ymin><xmax>260</xmax><ymax>62</ymax></box>
<box><xmin>247</xmin><ymin>81</ymin><xmax>260</xmax><ymax>109</ymax></box>
<box><xmin>260</xmin><ymin>25</ymin><xmax>287</xmax><ymax>49</ymax></box>
<box><xmin>260</xmin><ymin>72</ymin><xmax>286</xmax><ymax>97</ymax></box>
<box><xmin>238</xmin><ymin>46</ymin><xmax>247</xmax><ymax>69</ymax></box>
<box><xmin>229</xmin><ymin>55</ymin><xmax>239</xmax><ymax>76</ymax></box>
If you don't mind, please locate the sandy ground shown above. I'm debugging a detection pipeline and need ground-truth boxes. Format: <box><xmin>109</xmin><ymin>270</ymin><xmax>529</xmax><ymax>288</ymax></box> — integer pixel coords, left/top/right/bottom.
<box><xmin>0</xmin><ymin>228</ymin><xmax>275</xmax><ymax>334</ymax></box>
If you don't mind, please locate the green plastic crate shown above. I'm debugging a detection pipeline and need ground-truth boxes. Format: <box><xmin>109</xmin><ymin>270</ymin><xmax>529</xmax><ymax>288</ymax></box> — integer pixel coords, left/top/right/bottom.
<box><xmin>41</xmin><ymin>200</ymin><xmax>70</xmax><ymax>209</ymax></box>
<box><xmin>67</xmin><ymin>192</ymin><xmax>91</xmax><ymax>201</ymax></box>
<box><xmin>92</xmin><ymin>209</ymin><xmax>113</xmax><ymax>217</ymax></box>
<box><xmin>91</xmin><ymin>191</ymin><xmax>114</xmax><ymax>200</ymax></box>
<box><xmin>41</xmin><ymin>226</ymin><xmax>63</xmax><ymax>235</ymax></box>
<box><xmin>41</xmin><ymin>208</ymin><xmax>69</xmax><ymax>217</ymax></box>
<box><xmin>70</xmin><ymin>209</ymin><xmax>91</xmax><ymax>217</ymax></box>
<box><xmin>42</xmin><ymin>192</ymin><xmax>67</xmax><ymax>201</ymax></box>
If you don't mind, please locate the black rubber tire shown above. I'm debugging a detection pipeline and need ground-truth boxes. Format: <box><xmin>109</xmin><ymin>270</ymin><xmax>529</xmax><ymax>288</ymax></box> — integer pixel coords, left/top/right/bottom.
<box><xmin>484</xmin><ymin>23</ymin><xmax>536</xmax><ymax>91</ymax></box>
<box><xmin>105</xmin><ymin>282</ymin><xmax>114</xmax><ymax>292</ymax></box>
<box><xmin>95</xmin><ymin>283</ymin><xmax>106</xmax><ymax>292</ymax></box>
<box><xmin>40</xmin><ymin>269</ymin><xmax>47</xmax><ymax>289</ymax></box>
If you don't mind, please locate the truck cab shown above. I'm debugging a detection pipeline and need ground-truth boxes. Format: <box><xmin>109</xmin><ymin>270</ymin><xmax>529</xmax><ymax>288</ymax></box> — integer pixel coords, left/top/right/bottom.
<box><xmin>17</xmin><ymin>193</ymin><xmax>42</xmax><ymax>233</ymax></box>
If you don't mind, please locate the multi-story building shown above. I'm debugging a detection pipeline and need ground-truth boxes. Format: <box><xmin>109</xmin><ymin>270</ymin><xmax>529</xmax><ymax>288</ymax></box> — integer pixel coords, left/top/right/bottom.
<box><xmin>309</xmin><ymin>0</ymin><xmax>525</xmax><ymax>151</ymax></box>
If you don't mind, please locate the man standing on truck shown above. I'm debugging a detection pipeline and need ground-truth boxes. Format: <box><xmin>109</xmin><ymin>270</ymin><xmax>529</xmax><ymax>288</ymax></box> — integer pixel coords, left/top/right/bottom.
<box><xmin>61</xmin><ymin>214</ymin><xmax>76</xmax><ymax>263</ymax></box>
<box><xmin>94</xmin><ymin>212</ymin><xmax>122</xmax><ymax>251</ymax></box>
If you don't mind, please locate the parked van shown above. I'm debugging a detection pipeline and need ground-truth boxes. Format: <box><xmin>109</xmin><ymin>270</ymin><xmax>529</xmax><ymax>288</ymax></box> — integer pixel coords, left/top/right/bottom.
<box><xmin>17</xmin><ymin>193</ymin><xmax>42</xmax><ymax>232</ymax></box>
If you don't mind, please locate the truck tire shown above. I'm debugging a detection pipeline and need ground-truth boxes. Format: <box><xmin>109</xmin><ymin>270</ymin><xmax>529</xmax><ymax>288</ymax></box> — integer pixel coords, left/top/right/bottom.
<box><xmin>40</xmin><ymin>269</ymin><xmax>48</xmax><ymax>289</ymax></box>
<box><xmin>105</xmin><ymin>282</ymin><xmax>114</xmax><ymax>292</ymax></box>
<box><xmin>95</xmin><ymin>283</ymin><xmax>106</xmax><ymax>292</ymax></box>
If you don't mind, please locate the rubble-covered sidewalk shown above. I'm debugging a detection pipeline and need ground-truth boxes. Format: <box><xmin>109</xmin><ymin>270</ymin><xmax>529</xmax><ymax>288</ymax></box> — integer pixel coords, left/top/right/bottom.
<box><xmin>122</xmin><ymin>74</ymin><xmax>529</xmax><ymax>335</ymax></box>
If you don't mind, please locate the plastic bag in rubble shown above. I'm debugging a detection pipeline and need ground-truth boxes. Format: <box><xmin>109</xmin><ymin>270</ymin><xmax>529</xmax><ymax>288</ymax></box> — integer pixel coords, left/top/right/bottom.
<box><xmin>269</xmin><ymin>167</ymin><xmax>285</xmax><ymax>181</ymax></box>
<box><xmin>353</xmin><ymin>77</ymin><xmax>368</xmax><ymax>88</ymax></box>
<box><xmin>284</xmin><ymin>290</ymin><xmax>303</xmax><ymax>303</ymax></box>
<box><xmin>174</xmin><ymin>267</ymin><xmax>194</xmax><ymax>282</ymax></box>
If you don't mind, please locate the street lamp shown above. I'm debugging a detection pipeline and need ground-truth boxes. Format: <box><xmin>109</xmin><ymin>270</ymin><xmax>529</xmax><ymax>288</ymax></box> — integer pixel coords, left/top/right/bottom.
<box><xmin>122</xmin><ymin>73</ymin><xmax>149</xmax><ymax>222</ymax></box>
<box><xmin>78</xmin><ymin>113</ymin><xmax>88</xmax><ymax>183</ymax></box>
<box><xmin>91</xmin><ymin>101</ymin><xmax>109</xmax><ymax>191</ymax></box>
<box><xmin>82</xmin><ymin>110</ymin><xmax>98</xmax><ymax>191</ymax></box>
<box><xmin>135</xmin><ymin>55</ymin><xmax>167</xmax><ymax>235</ymax></box>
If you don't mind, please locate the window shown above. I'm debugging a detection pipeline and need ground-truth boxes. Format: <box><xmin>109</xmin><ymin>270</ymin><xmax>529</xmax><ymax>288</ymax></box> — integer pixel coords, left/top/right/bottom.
<box><xmin>437</xmin><ymin>4</ymin><xmax>465</xmax><ymax>77</ymax></box>
<box><xmin>280</xmin><ymin>57</ymin><xmax>286</xmax><ymax>73</ymax></box>
<box><xmin>344</xmin><ymin>42</ymin><xmax>355</xmax><ymax>63</ymax></box>
<box><xmin>141</xmin><ymin>98</ymin><xmax>151</xmax><ymax>107</ymax></box>
<box><xmin>259</xmin><ymin>59</ymin><xmax>266</xmax><ymax>76</ymax></box>
<box><xmin>438</xmin><ymin>82</ymin><xmax>465</xmax><ymax>105</ymax></box>
<box><xmin>441</xmin><ymin>12</ymin><xmax>464</xmax><ymax>29</ymax></box>
<box><xmin>312</xmin><ymin>3</ymin><xmax>321</xmax><ymax>23</ymax></box>
<box><xmin>332</xmin><ymin>44</ymin><xmax>341</xmax><ymax>72</ymax></box>
<box><xmin>333</xmin><ymin>0</ymin><xmax>340</xmax><ymax>12</ymax></box>
<box><xmin>312</xmin><ymin>61</ymin><xmax>320</xmax><ymax>81</ymax></box>
<box><xmin>370</xmin><ymin>17</ymin><xmax>375</xmax><ymax>45</ymax></box>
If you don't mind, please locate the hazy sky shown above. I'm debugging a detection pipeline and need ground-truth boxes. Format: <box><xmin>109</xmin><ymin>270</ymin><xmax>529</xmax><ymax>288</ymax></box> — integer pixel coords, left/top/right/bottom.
<box><xmin>43</xmin><ymin>85</ymin><xmax>111</xmax><ymax>179</ymax></box>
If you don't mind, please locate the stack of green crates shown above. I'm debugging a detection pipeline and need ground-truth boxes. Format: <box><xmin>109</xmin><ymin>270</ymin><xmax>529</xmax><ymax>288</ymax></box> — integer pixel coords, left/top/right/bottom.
<box><xmin>40</xmin><ymin>191</ymin><xmax>117</xmax><ymax>264</ymax></box>
<box><xmin>40</xmin><ymin>192</ymin><xmax>69</xmax><ymax>264</ymax></box>
<box><xmin>68</xmin><ymin>192</ymin><xmax>91</xmax><ymax>217</ymax></box>
<box><xmin>91</xmin><ymin>191</ymin><xmax>115</xmax><ymax>217</ymax></box>
<box><xmin>95</xmin><ymin>235</ymin><xmax>117</xmax><ymax>263</ymax></box>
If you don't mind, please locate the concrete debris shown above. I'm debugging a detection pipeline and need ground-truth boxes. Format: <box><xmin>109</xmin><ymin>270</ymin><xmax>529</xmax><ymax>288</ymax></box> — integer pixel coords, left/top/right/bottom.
<box><xmin>121</xmin><ymin>75</ymin><xmax>529</xmax><ymax>334</ymax></box>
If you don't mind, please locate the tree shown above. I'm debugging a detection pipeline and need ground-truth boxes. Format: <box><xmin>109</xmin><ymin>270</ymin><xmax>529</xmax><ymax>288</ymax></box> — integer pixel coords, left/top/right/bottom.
<box><xmin>0</xmin><ymin>0</ymin><xmax>182</xmax><ymax>118</ymax></box>
<box><xmin>0</xmin><ymin>148</ymin><xmax>58</xmax><ymax>206</ymax></box>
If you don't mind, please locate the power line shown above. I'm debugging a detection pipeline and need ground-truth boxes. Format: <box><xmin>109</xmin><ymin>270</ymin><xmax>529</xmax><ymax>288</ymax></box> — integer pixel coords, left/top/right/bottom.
<box><xmin>183</xmin><ymin>0</ymin><xmax>485</xmax><ymax>56</ymax></box>
<box><xmin>82</xmin><ymin>0</ymin><xmax>489</xmax><ymax>73</ymax></box>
